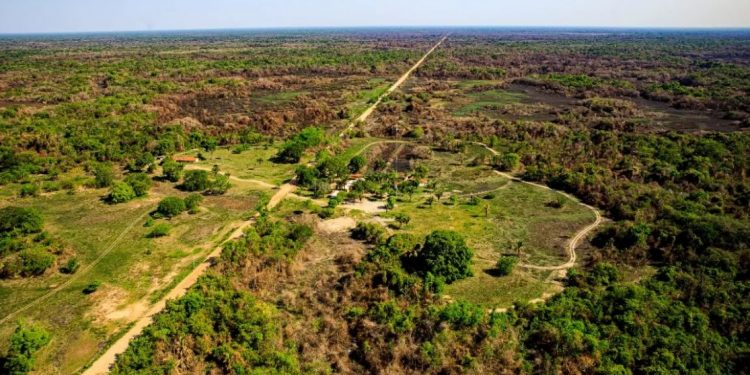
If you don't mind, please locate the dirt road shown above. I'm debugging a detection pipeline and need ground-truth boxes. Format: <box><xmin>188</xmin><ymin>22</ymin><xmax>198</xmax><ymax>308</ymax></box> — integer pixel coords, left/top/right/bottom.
<box><xmin>342</xmin><ymin>36</ymin><xmax>447</xmax><ymax>137</ymax></box>
<box><xmin>184</xmin><ymin>164</ymin><xmax>277</xmax><ymax>189</ymax></box>
<box><xmin>82</xmin><ymin>184</ymin><xmax>296</xmax><ymax>375</ymax></box>
<box><xmin>472</xmin><ymin>142</ymin><xmax>604</xmax><ymax>271</ymax></box>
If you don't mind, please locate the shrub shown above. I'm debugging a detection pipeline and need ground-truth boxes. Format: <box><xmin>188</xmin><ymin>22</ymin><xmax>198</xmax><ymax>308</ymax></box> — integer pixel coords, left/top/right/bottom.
<box><xmin>206</xmin><ymin>173</ymin><xmax>231</xmax><ymax>195</ymax></box>
<box><xmin>275</xmin><ymin>141</ymin><xmax>306</xmax><ymax>163</ymax></box>
<box><xmin>407</xmin><ymin>126</ymin><xmax>425</xmax><ymax>139</ymax></box>
<box><xmin>161</xmin><ymin>157</ymin><xmax>184</xmax><ymax>182</ymax></box>
<box><xmin>16</xmin><ymin>249</ymin><xmax>55</xmax><ymax>277</ymax></box>
<box><xmin>0</xmin><ymin>207</ymin><xmax>43</xmax><ymax>235</ymax></box>
<box><xmin>1</xmin><ymin>321</ymin><xmax>51</xmax><ymax>375</ymax></box>
<box><xmin>18</xmin><ymin>184</ymin><xmax>39</xmax><ymax>198</ymax></box>
<box><xmin>348</xmin><ymin>155</ymin><xmax>367</xmax><ymax>173</ymax></box>
<box><xmin>107</xmin><ymin>181</ymin><xmax>136</xmax><ymax>204</ymax></box>
<box><xmin>394</xmin><ymin>213</ymin><xmax>411</xmax><ymax>228</ymax></box>
<box><xmin>124</xmin><ymin>173</ymin><xmax>152</xmax><ymax>197</ymax></box>
<box><xmin>495</xmin><ymin>256</ymin><xmax>518</xmax><ymax>276</ymax></box>
<box><xmin>181</xmin><ymin>170</ymin><xmax>210</xmax><ymax>191</ymax></box>
<box><xmin>59</xmin><ymin>258</ymin><xmax>79</xmax><ymax>274</ymax></box>
<box><xmin>546</xmin><ymin>196</ymin><xmax>567</xmax><ymax>208</ymax></box>
<box><xmin>147</xmin><ymin>223</ymin><xmax>171</xmax><ymax>238</ymax></box>
<box><xmin>492</xmin><ymin>153</ymin><xmax>521</xmax><ymax>172</ymax></box>
<box><xmin>156</xmin><ymin>197</ymin><xmax>186</xmax><ymax>218</ymax></box>
<box><xmin>83</xmin><ymin>281</ymin><xmax>101</xmax><ymax>294</ymax></box>
<box><xmin>184</xmin><ymin>194</ymin><xmax>203</xmax><ymax>213</ymax></box>
<box><xmin>351</xmin><ymin>222</ymin><xmax>386</xmax><ymax>245</ymax></box>
<box><xmin>93</xmin><ymin>163</ymin><xmax>114</xmax><ymax>188</ymax></box>
<box><xmin>438</xmin><ymin>301</ymin><xmax>484</xmax><ymax>328</ymax></box>
<box><xmin>407</xmin><ymin>230</ymin><xmax>473</xmax><ymax>283</ymax></box>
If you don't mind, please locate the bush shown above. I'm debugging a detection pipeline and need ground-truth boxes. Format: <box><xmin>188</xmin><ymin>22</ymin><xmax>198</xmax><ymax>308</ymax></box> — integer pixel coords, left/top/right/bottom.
<box><xmin>492</xmin><ymin>153</ymin><xmax>521</xmax><ymax>172</ymax></box>
<box><xmin>16</xmin><ymin>249</ymin><xmax>55</xmax><ymax>277</ymax></box>
<box><xmin>351</xmin><ymin>222</ymin><xmax>386</xmax><ymax>245</ymax></box>
<box><xmin>124</xmin><ymin>173</ymin><xmax>152</xmax><ymax>197</ymax></box>
<box><xmin>18</xmin><ymin>184</ymin><xmax>39</xmax><ymax>198</ymax></box>
<box><xmin>495</xmin><ymin>256</ymin><xmax>518</xmax><ymax>276</ymax></box>
<box><xmin>161</xmin><ymin>157</ymin><xmax>184</xmax><ymax>182</ymax></box>
<box><xmin>156</xmin><ymin>197</ymin><xmax>186</xmax><ymax>218</ymax></box>
<box><xmin>0</xmin><ymin>207</ymin><xmax>43</xmax><ymax>235</ymax></box>
<box><xmin>147</xmin><ymin>223</ymin><xmax>171</xmax><ymax>238</ymax></box>
<box><xmin>181</xmin><ymin>170</ymin><xmax>210</xmax><ymax>191</ymax></box>
<box><xmin>348</xmin><ymin>155</ymin><xmax>367</xmax><ymax>173</ymax></box>
<box><xmin>438</xmin><ymin>301</ymin><xmax>484</xmax><ymax>328</ymax></box>
<box><xmin>1</xmin><ymin>321</ymin><xmax>51</xmax><ymax>375</ymax></box>
<box><xmin>59</xmin><ymin>258</ymin><xmax>79</xmax><ymax>274</ymax></box>
<box><xmin>206</xmin><ymin>173</ymin><xmax>231</xmax><ymax>195</ymax></box>
<box><xmin>83</xmin><ymin>281</ymin><xmax>101</xmax><ymax>294</ymax></box>
<box><xmin>407</xmin><ymin>230</ymin><xmax>473</xmax><ymax>283</ymax></box>
<box><xmin>184</xmin><ymin>194</ymin><xmax>203</xmax><ymax>213</ymax></box>
<box><xmin>107</xmin><ymin>181</ymin><xmax>136</xmax><ymax>204</ymax></box>
<box><xmin>93</xmin><ymin>163</ymin><xmax>114</xmax><ymax>188</ymax></box>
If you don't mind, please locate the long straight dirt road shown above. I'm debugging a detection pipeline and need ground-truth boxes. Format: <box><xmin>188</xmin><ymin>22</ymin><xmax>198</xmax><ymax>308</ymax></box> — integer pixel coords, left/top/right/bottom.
<box><xmin>342</xmin><ymin>35</ymin><xmax>447</xmax><ymax>136</ymax></box>
<box><xmin>82</xmin><ymin>184</ymin><xmax>296</xmax><ymax>375</ymax></box>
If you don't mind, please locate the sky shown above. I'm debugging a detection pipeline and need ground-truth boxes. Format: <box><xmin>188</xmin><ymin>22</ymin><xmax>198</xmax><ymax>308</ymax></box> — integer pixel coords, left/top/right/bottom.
<box><xmin>1</xmin><ymin>0</ymin><xmax>749</xmax><ymax>34</ymax></box>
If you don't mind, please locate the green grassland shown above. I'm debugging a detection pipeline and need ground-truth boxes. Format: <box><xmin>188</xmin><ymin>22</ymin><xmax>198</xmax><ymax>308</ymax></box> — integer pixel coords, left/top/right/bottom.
<box><xmin>0</xmin><ymin>181</ymin><xmax>261</xmax><ymax>373</ymax></box>
<box><xmin>339</xmin><ymin>144</ymin><xmax>596</xmax><ymax>308</ymax></box>
<box><xmin>452</xmin><ymin>88</ymin><xmax>528</xmax><ymax>117</ymax></box>
<box><xmin>185</xmin><ymin>145</ymin><xmax>301</xmax><ymax>186</ymax></box>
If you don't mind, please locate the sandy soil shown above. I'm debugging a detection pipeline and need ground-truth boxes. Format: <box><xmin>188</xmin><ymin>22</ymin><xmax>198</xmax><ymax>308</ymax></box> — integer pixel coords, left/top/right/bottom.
<box><xmin>317</xmin><ymin>217</ymin><xmax>357</xmax><ymax>234</ymax></box>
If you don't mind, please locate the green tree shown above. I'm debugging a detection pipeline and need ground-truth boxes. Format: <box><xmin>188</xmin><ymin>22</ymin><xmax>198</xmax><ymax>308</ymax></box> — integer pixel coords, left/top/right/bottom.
<box><xmin>206</xmin><ymin>173</ymin><xmax>231</xmax><ymax>195</ymax></box>
<box><xmin>156</xmin><ymin>197</ymin><xmax>186</xmax><ymax>218</ymax></box>
<box><xmin>395</xmin><ymin>213</ymin><xmax>411</xmax><ymax>228</ymax></box>
<box><xmin>182</xmin><ymin>170</ymin><xmax>210</xmax><ymax>192</ymax></box>
<box><xmin>495</xmin><ymin>256</ymin><xmax>518</xmax><ymax>276</ymax></box>
<box><xmin>386</xmin><ymin>196</ymin><xmax>396</xmax><ymax>211</ymax></box>
<box><xmin>408</xmin><ymin>230</ymin><xmax>473</xmax><ymax>283</ymax></box>
<box><xmin>161</xmin><ymin>157</ymin><xmax>184</xmax><ymax>182</ymax></box>
<box><xmin>348</xmin><ymin>155</ymin><xmax>367</xmax><ymax>173</ymax></box>
<box><xmin>493</xmin><ymin>153</ymin><xmax>521</xmax><ymax>172</ymax></box>
<box><xmin>93</xmin><ymin>163</ymin><xmax>114</xmax><ymax>188</ymax></box>
<box><xmin>184</xmin><ymin>194</ymin><xmax>203</xmax><ymax>213</ymax></box>
<box><xmin>107</xmin><ymin>181</ymin><xmax>136</xmax><ymax>204</ymax></box>
<box><xmin>124</xmin><ymin>173</ymin><xmax>152</xmax><ymax>197</ymax></box>
<box><xmin>1</xmin><ymin>321</ymin><xmax>51</xmax><ymax>375</ymax></box>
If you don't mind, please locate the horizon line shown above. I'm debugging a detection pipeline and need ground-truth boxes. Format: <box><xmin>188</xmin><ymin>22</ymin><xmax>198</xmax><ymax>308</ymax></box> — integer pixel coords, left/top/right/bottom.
<box><xmin>2</xmin><ymin>24</ymin><xmax>750</xmax><ymax>37</ymax></box>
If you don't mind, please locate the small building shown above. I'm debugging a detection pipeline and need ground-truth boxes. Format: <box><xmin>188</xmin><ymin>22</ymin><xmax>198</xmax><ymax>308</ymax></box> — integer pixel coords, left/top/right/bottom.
<box><xmin>174</xmin><ymin>156</ymin><xmax>197</xmax><ymax>163</ymax></box>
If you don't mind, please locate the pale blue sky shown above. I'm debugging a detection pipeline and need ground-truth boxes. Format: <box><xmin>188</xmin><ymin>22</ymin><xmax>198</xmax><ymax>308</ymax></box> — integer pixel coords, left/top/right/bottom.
<box><xmin>1</xmin><ymin>0</ymin><xmax>749</xmax><ymax>34</ymax></box>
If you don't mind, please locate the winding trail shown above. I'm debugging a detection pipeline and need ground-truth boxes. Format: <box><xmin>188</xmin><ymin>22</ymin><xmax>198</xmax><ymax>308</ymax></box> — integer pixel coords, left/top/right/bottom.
<box><xmin>184</xmin><ymin>164</ymin><xmax>276</xmax><ymax>189</ymax></box>
<box><xmin>82</xmin><ymin>184</ymin><xmax>296</xmax><ymax>375</ymax></box>
<box><xmin>472</xmin><ymin>142</ymin><xmax>604</xmax><ymax>271</ymax></box>
<box><xmin>342</xmin><ymin>36</ymin><xmax>447</xmax><ymax>137</ymax></box>
<box><xmin>0</xmin><ymin>205</ymin><xmax>154</xmax><ymax>326</ymax></box>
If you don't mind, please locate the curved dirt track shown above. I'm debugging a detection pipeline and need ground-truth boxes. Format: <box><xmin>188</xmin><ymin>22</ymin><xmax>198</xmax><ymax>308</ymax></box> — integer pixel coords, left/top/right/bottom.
<box><xmin>82</xmin><ymin>184</ymin><xmax>295</xmax><ymax>375</ymax></box>
<box><xmin>184</xmin><ymin>164</ymin><xmax>276</xmax><ymax>189</ymax></box>
<box><xmin>472</xmin><ymin>142</ymin><xmax>604</xmax><ymax>271</ymax></box>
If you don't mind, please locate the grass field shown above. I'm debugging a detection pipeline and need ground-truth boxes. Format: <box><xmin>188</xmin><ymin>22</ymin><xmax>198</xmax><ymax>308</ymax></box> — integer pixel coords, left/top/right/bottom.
<box><xmin>186</xmin><ymin>145</ymin><xmax>301</xmax><ymax>186</ymax></box>
<box><xmin>453</xmin><ymin>88</ymin><xmax>528</xmax><ymax>117</ymax></box>
<box><xmin>0</xmin><ymin>181</ymin><xmax>261</xmax><ymax>373</ymax></box>
<box><xmin>351</xmin><ymin>146</ymin><xmax>595</xmax><ymax>308</ymax></box>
